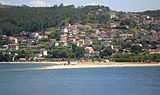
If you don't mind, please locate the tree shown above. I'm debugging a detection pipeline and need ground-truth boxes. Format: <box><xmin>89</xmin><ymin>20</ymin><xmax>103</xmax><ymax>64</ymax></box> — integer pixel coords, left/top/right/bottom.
<box><xmin>0</xmin><ymin>5</ymin><xmax>111</xmax><ymax>36</ymax></box>
<box><xmin>100</xmin><ymin>47</ymin><xmax>113</xmax><ymax>58</ymax></box>
<box><xmin>50</xmin><ymin>31</ymin><xmax>61</xmax><ymax>41</ymax></box>
<box><xmin>131</xmin><ymin>45</ymin><xmax>142</xmax><ymax>52</ymax></box>
<box><xmin>0</xmin><ymin>53</ymin><xmax>11</xmax><ymax>62</ymax></box>
<box><xmin>50</xmin><ymin>47</ymin><xmax>72</xmax><ymax>58</ymax></box>
<box><xmin>72</xmin><ymin>44</ymin><xmax>85</xmax><ymax>58</ymax></box>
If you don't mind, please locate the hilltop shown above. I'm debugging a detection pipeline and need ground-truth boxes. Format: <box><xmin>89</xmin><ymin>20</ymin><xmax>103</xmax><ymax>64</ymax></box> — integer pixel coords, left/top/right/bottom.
<box><xmin>0</xmin><ymin>3</ymin><xmax>14</xmax><ymax>8</ymax></box>
<box><xmin>0</xmin><ymin>5</ymin><xmax>110</xmax><ymax>36</ymax></box>
<box><xmin>140</xmin><ymin>10</ymin><xmax>160</xmax><ymax>20</ymax></box>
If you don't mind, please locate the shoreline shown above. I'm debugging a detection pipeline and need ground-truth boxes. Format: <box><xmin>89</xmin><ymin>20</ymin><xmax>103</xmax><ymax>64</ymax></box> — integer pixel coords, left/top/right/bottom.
<box><xmin>1</xmin><ymin>62</ymin><xmax>160</xmax><ymax>71</ymax></box>
<box><xmin>42</xmin><ymin>62</ymin><xmax>160</xmax><ymax>70</ymax></box>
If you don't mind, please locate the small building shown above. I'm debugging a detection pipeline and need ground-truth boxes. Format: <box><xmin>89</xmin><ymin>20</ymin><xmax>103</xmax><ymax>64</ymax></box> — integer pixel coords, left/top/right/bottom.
<box><xmin>110</xmin><ymin>11</ymin><xmax>116</xmax><ymax>19</ymax></box>
<box><xmin>59</xmin><ymin>41</ymin><xmax>68</xmax><ymax>46</ymax></box>
<box><xmin>30</xmin><ymin>33</ymin><xmax>40</xmax><ymax>39</ymax></box>
<box><xmin>40</xmin><ymin>49</ymin><xmax>48</xmax><ymax>56</ymax></box>
<box><xmin>85</xmin><ymin>47</ymin><xmax>94</xmax><ymax>54</ymax></box>
<box><xmin>150</xmin><ymin>20</ymin><xmax>160</xmax><ymax>30</ymax></box>
<box><xmin>8</xmin><ymin>44</ymin><xmax>19</xmax><ymax>51</ymax></box>
<box><xmin>55</xmin><ymin>42</ymin><xmax>60</xmax><ymax>46</ymax></box>
<box><xmin>142</xmin><ymin>15</ymin><xmax>151</xmax><ymax>20</ymax></box>
<box><xmin>77</xmin><ymin>39</ymin><xmax>85</xmax><ymax>47</ymax></box>
<box><xmin>50</xmin><ymin>39</ymin><xmax>57</xmax><ymax>45</ymax></box>
<box><xmin>119</xmin><ymin>33</ymin><xmax>128</xmax><ymax>39</ymax></box>
<box><xmin>61</xmin><ymin>27</ymin><xmax>68</xmax><ymax>33</ymax></box>
<box><xmin>110</xmin><ymin>23</ymin><xmax>117</xmax><ymax>28</ymax></box>
<box><xmin>150</xmin><ymin>52</ymin><xmax>160</xmax><ymax>55</ymax></box>
<box><xmin>8</xmin><ymin>37</ymin><xmax>18</xmax><ymax>44</ymax></box>
<box><xmin>35</xmin><ymin>53</ymin><xmax>43</xmax><ymax>58</ymax></box>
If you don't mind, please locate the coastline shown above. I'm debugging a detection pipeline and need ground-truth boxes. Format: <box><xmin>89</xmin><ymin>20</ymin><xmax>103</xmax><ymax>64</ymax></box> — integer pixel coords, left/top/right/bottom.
<box><xmin>41</xmin><ymin>62</ymin><xmax>160</xmax><ymax>70</ymax></box>
<box><xmin>1</xmin><ymin>62</ymin><xmax>160</xmax><ymax>71</ymax></box>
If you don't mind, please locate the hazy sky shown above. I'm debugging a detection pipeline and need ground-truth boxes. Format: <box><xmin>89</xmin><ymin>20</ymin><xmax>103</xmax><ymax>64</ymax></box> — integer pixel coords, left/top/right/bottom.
<box><xmin>0</xmin><ymin>0</ymin><xmax>160</xmax><ymax>12</ymax></box>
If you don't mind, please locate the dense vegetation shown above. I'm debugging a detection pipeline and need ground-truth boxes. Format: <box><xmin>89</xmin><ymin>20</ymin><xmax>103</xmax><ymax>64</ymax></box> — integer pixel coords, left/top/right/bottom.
<box><xmin>112</xmin><ymin>53</ymin><xmax>160</xmax><ymax>62</ymax></box>
<box><xmin>0</xmin><ymin>5</ymin><xmax>110</xmax><ymax>36</ymax></box>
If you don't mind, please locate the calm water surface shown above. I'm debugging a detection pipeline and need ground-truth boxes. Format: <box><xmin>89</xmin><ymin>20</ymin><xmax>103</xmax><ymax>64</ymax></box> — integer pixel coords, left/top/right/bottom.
<box><xmin>0</xmin><ymin>64</ymin><xmax>160</xmax><ymax>95</ymax></box>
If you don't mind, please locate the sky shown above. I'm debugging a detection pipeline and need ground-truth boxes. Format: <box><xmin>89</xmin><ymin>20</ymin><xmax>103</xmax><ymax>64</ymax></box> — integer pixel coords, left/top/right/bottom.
<box><xmin>0</xmin><ymin>0</ymin><xmax>160</xmax><ymax>12</ymax></box>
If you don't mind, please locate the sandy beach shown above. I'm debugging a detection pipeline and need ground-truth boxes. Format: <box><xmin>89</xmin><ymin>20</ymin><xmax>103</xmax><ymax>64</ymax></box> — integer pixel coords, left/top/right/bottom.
<box><xmin>1</xmin><ymin>61</ymin><xmax>160</xmax><ymax>71</ymax></box>
<box><xmin>41</xmin><ymin>62</ymin><xmax>160</xmax><ymax>70</ymax></box>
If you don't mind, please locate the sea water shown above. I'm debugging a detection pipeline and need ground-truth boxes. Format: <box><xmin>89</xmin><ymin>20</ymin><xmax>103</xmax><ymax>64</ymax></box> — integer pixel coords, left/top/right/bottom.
<box><xmin>0</xmin><ymin>64</ymin><xmax>160</xmax><ymax>95</ymax></box>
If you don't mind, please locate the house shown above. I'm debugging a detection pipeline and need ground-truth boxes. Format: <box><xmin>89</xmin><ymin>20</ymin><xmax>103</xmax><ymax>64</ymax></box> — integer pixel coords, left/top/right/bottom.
<box><xmin>71</xmin><ymin>29</ymin><xmax>78</xmax><ymax>35</ymax></box>
<box><xmin>40</xmin><ymin>49</ymin><xmax>48</xmax><ymax>56</ymax></box>
<box><xmin>110</xmin><ymin>23</ymin><xmax>117</xmax><ymax>28</ymax></box>
<box><xmin>61</xmin><ymin>27</ymin><xmax>69</xmax><ymax>33</ymax></box>
<box><xmin>85</xmin><ymin>47</ymin><xmax>94</xmax><ymax>54</ymax></box>
<box><xmin>150</xmin><ymin>20</ymin><xmax>160</xmax><ymax>30</ymax></box>
<box><xmin>156</xmin><ymin>45</ymin><xmax>160</xmax><ymax>49</ymax></box>
<box><xmin>101</xmin><ymin>41</ymin><xmax>113</xmax><ymax>49</ymax></box>
<box><xmin>119</xmin><ymin>33</ymin><xmax>128</xmax><ymax>38</ymax></box>
<box><xmin>27</xmin><ymin>39</ymin><xmax>36</xmax><ymax>44</ymax></box>
<box><xmin>68</xmin><ymin>35</ymin><xmax>76</xmax><ymax>43</ymax></box>
<box><xmin>34</xmin><ymin>53</ymin><xmax>43</xmax><ymax>58</ymax></box>
<box><xmin>18</xmin><ymin>38</ymin><xmax>28</xmax><ymax>45</ymax></box>
<box><xmin>59</xmin><ymin>41</ymin><xmax>68</xmax><ymax>46</ymax></box>
<box><xmin>143</xmin><ymin>20</ymin><xmax>151</xmax><ymax>25</ymax></box>
<box><xmin>96</xmin><ymin>24</ymin><xmax>104</xmax><ymax>29</ymax></box>
<box><xmin>100</xmin><ymin>30</ymin><xmax>119</xmax><ymax>40</ymax></box>
<box><xmin>30</xmin><ymin>33</ymin><xmax>40</xmax><ymax>39</ymax></box>
<box><xmin>61</xmin><ymin>36</ymin><xmax>68</xmax><ymax>43</ymax></box>
<box><xmin>74</xmin><ymin>23</ymin><xmax>83</xmax><ymax>28</ymax></box>
<box><xmin>110</xmin><ymin>22</ymin><xmax>121</xmax><ymax>28</ymax></box>
<box><xmin>141</xmin><ymin>15</ymin><xmax>151</xmax><ymax>20</ymax></box>
<box><xmin>77</xmin><ymin>39</ymin><xmax>85</xmax><ymax>47</ymax></box>
<box><xmin>110</xmin><ymin>11</ymin><xmax>116</xmax><ymax>19</ymax></box>
<box><xmin>8</xmin><ymin>44</ymin><xmax>19</xmax><ymax>51</ymax></box>
<box><xmin>0</xmin><ymin>35</ymin><xmax>8</xmax><ymax>40</ymax></box>
<box><xmin>50</xmin><ymin>39</ymin><xmax>57</xmax><ymax>45</ymax></box>
<box><xmin>55</xmin><ymin>42</ymin><xmax>60</xmax><ymax>46</ymax></box>
<box><xmin>8</xmin><ymin>37</ymin><xmax>18</xmax><ymax>44</ymax></box>
<box><xmin>85</xmin><ymin>38</ymin><xmax>93</xmax><ymax>46</ymax></box>
<box><xmin>150</xmin><ymin>51</ymin><xmax>160</xmax><ymax>55</ymax></box>
<box><xmin>127</xmin><ymin>34</ymin><xmax>134</xmax><ymax>37</ymax></box>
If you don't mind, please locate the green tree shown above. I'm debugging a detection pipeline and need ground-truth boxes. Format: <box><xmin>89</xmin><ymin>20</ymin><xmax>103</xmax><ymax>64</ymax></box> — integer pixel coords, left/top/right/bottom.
<box><xmin>72</xmin><ymin>44</ymin><xmax>85</xmax><ymax>58</ymax></box>
<box><xmin>100</xmin><ymin>47</ymin><xmax>113</xmax><ymax>58</ymax></box>
<box><xmin>131</xmin><ymin>45</ymin><xmax>142</xmax><ymax>52</ymax></box>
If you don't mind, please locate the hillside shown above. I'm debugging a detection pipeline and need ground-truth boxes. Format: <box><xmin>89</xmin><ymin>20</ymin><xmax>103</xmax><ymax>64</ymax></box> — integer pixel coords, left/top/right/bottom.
<box><xmin>0</xmin><ymin>3</ymin><xmax>14</xmax><ymax>8</ymax></box>
<box><xmin>140</xmin><ymin>10</ymin><xmax>160</xmax><ymax>20</ymax></box>
<box><xmin>0</xmin><ymin>5</ymin><xmax>110</xmax><ymax>36</ymax></box>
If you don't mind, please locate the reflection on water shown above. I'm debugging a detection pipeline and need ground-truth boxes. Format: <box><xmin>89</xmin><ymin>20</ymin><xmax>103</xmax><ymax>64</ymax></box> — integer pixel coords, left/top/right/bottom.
<box><xmin>0</xmin><ymin>64</ymin><xmax>160</xmax><ymax>95</ymax></box>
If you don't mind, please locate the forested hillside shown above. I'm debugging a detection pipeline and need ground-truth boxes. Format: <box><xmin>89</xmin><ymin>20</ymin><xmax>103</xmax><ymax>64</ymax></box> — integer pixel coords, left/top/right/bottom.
<box><xmin>0</xmin><ymin>5</ymin><xmax>110</xmax><ymax>36</ymax></box>
<box><xmin>140</xmin><ymin>10</ymin><xmax>160</xmax><ymax>20</ymax></box>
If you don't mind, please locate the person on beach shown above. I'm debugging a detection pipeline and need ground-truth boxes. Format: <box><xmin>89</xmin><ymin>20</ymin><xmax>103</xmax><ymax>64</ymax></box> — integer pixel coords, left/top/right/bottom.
<box><xmin>67</xmin><ymin>60</ymin><xmax>71</xmax><ymax>65</ymax></box>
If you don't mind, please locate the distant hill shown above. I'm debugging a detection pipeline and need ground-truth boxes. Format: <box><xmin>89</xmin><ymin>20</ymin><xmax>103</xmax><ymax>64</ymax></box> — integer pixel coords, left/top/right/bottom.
<box><xmin>140</xmin><ymin>10</ymin><xmax>160</xmax><ymax>20</ymax></box>
<box><xmin>0</xmin><ymin>3</ymin><xmax>14</xmax><ymax>8</ymax></box>
<box><xmin>0</xmin><ymin>5</ymin><xmax>110</xmax><ymax>36</ymax></box>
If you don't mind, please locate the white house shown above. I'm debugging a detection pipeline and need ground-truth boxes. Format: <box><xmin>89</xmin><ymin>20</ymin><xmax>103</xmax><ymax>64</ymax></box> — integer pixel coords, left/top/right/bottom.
<box><xmin>40</xmin><ymin>49</ymin><xmax>48</xmax><ymax>56</ymax></box>
<box><xmin>110</xmin><ymin>12</ymin><xmax>116</xmax><ymax>19</ymax></box>
<box><xmin>61</xmin><ymin>27</ymin><xmax>69</xmax><ymax>33</ymax></box>
<box><xmin>30</xmin><ymin>33</ymin><xmax>40</xmax><ymax>39</ymax></box>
